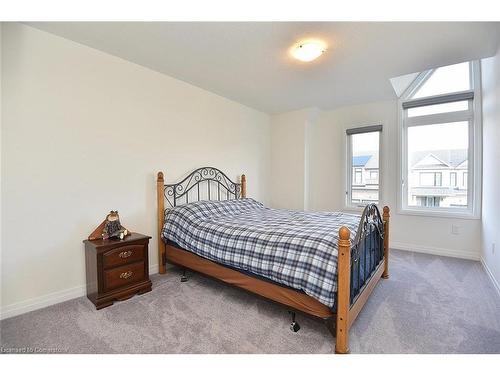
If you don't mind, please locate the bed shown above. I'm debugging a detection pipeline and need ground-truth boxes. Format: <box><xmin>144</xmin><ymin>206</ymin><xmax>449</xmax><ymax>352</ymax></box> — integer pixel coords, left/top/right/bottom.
<box><xmin>156</xmin><ymin>167</ymin><xmax>390</xmax><ymax>354</ymax></box>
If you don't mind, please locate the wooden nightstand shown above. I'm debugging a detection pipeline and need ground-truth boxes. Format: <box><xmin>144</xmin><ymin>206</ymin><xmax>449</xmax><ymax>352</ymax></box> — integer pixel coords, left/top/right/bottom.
<box><xmin>83</xmin><ymin>233</ymin><xmax>152</xmax><ymax>309</ymax></box>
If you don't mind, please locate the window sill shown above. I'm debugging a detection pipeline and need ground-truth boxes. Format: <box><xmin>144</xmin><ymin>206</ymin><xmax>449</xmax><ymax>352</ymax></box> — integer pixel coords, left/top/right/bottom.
<box><xmin>397</xmin><ymin>207</ymin><xmax>480</xmax><ymax>220</ymax></box>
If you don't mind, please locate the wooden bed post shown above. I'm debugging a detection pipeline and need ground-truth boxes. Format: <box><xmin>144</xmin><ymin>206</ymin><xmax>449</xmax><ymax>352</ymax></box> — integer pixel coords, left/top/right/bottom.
<box><xmin>157</xmin><ymin>171</ymin><xmax>166</xmax><ymax>274</ymax></box>
<box><xmin>335</xmin><ymin>226</ymin><xmax>351</xmax><ymax>354</ymax></box>
<box><xmin>382</xmin><ymin>206</ymin><xmax>390</xmax><ymax>279</ymax></box>
<box><xmin>241</xmin><ymin>174</ymin><xmax>246</xmax><ymax>198</ymax></box>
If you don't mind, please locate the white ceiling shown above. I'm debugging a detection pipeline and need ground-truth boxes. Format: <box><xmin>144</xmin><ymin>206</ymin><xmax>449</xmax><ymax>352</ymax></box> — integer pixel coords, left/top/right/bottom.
<box><xmin>27</xmin><ymin>22</ymin><xmax>500</xmax><ymax>114</ymax></box>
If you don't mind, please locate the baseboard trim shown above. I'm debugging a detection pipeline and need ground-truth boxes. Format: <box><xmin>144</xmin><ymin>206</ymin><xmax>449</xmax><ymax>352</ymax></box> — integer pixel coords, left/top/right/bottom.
<box><xmin>0</xmin><ymin>263</ymin><xmax>161</xmax><ymax>320</ymax></box>
<box><xmin>0</xmin><ymin>285</ymin><xmax>86</xmax><ymax>320</ymax></box>
<box><xmin>391</xmin><ymin>241</ymin><xmax>480</xmax><ymax>261</ymax></box>
<box><xmin>149</xmin><ymin>263</ymin><xmax>159</xmax><ymax>275</ymax></box>
<box><xmin>480</xmin><ymin>257</ymin><xmax>500</xmax><ymax>296</ymax></box>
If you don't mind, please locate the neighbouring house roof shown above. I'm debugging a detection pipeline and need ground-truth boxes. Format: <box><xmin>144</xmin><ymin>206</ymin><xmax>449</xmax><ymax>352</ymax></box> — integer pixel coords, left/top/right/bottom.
<box><xmin>352</xmin><ymin>153</ymin><xmax>379</xmax><ymax>168</ymax></box>
<box><xmin>411</xmin><ymin>149</ymin><xmax>467</xmax><ymax>170</ymax></box>
<box><xmin>364</xmin><ymin>153</ymin><xmax>379</xmax><ymax>169</ymax></box>
<box><xmin>353</xmin><ymin>155</ymin><xmax>372</xmax><ymax>167</ymax></box>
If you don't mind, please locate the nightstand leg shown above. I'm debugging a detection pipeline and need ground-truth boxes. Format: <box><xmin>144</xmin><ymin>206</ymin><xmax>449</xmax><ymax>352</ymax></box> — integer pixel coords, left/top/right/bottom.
<box><xmin>96</xmin><ymin>301</ymin><xmax>114</xmax><ymax>310</ymax></box>
<box><xmin>138</xmin><ymin>285</ymin><xmax>152</xmax><ymax>295</ymax></box>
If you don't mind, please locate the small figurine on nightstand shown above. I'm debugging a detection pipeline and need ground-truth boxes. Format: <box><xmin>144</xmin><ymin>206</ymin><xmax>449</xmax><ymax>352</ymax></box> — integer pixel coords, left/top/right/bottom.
<box><xmin>88</xmin><ymin>210</ymin><xmax>131</xmax><ymax>241</ymax></box>
<box><xmin>102</xmin><ymin>211</ymin><xmax>129</xmax><ymax>240</ymax></box>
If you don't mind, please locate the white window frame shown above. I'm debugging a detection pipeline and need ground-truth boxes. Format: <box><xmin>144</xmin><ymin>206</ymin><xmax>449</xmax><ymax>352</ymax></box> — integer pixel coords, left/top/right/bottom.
<box><xmin>346</xmin><ymin>125</ymin><xmax>383</xmax><ymax>209</ymax></box>
<box><xmin>397</xmin><ymin>60</ymin><xmax>482</xmax><ymax>219</ymax></box>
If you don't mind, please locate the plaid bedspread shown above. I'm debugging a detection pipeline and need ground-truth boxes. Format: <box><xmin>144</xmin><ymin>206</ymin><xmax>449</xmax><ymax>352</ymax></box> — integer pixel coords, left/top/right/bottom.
<box><xmin>161</xmin><ymin>198</ymin><xmax>361</xmax><ymax>309</ymax></box>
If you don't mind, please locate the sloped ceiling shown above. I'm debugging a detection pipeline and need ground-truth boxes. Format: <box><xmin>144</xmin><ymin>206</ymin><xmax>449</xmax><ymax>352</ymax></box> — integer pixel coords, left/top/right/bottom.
<box><xmin>26</xmin><ymin>22</ymin><xmax>500</xmax><ymax>114</ymax></box>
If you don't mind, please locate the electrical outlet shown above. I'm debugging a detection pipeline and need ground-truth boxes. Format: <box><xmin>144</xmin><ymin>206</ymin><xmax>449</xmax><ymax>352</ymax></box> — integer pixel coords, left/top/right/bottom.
<box><xmin>492</xmin><ymin>243</ymin><xmax>496</xmax><ymax>255</ymax></box>
<box><xmin>451</xmin><ymin>225</ymin><xmax>460</xmax><ymax>235</ymax></box>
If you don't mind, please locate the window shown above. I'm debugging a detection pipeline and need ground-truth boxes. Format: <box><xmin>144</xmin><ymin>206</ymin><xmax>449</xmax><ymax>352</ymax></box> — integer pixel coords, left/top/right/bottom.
<box><xmin>354</xmin><ymin>168</ymin><xmax>363</xmax><ymax>184</ymax></box>
<box><xmin>436</xmin><ymin>172</ymin><xmax>442</xmax><ymax>186</ymax></box>
<box><xmin>412</xmin><ymin>62</ymin><xmax>470</xmax><ymax>98</ymax></box>
<box><xmin>399</xmin><ymin>61</ymin><xmax>481</xmax><ymax>218</ymax></box>
<box><xmin>419</xmin><ymin>172</ymin><xmax>442</xmax><ymax>186</ymax></box>
<box><xmin>346</xmin><ymin>125</ymin><xmax>382</xmax><ymax>207</ymax></box>
<box><xmin>416</xmin><ymin>196</ymin><xmax>441</xmax><ymax>207</ymax></box>
<box><xmin>450</xmin><ymin>172</ymin><xmax>457</xmax><ymax>187</ymax></box>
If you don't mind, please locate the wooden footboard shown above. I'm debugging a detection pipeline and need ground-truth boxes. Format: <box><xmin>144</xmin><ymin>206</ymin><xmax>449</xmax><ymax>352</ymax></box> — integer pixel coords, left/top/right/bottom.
<box><xmin>335</xmin><ymin>205</ymin><xmax>390</xmax><ymax>354</ymax></box>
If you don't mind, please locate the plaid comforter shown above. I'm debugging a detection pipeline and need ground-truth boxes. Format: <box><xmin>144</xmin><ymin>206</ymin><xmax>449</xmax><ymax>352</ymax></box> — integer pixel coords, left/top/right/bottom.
<box><xmin>161</xmin><ymin>199</ymin><xmax>361</xmax><ymax>309</ymax></box>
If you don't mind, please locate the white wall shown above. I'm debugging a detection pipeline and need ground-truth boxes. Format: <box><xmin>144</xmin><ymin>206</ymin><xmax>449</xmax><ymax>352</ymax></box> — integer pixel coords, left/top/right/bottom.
<box><xmin>270</xmin><ymin>108</ymin><xmax>318</xmax><ymax>210</ymax></box>
<box><xmin>1</xmin><ymin>23</ymin><xmax>271</xmax><ymax>317</ymax></box>
<box><xmin>481</xmin><ymin>46</ymin><xmax>500</xmax><ymax>291</ymax></box>
<box><xmin>273</xmin><ymin>100</ymin><xmax>481</xmax><ymax>260</ymax></box>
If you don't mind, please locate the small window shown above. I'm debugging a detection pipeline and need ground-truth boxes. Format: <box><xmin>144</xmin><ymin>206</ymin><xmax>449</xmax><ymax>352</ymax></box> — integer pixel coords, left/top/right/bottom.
<box><xmin>399</xmin><ymin>60</ymin><xmax>481</xmax><ymax>218</ymax></box>
<box><xmin>354</xmin><ymin>168</ymin><xmax>363</xmax><ymax>184</ymax></box>
<box><xmin>419</xmin><ymin>172</ymin><xmax>442</xmax><ymax>187</ymax></box>
<box><xmin>435</xmin><ymin>172</ymin><xmax>442</xmax><ymax>186</ymax></box>
<box><xmin>346</xmin><ymin>125</ymin><xmax>382</xmax><ymax>207</ymax></box>
<box><xmin>416</xmin><ymin>196</ymin><xmax>441</xmax><ymax>207</ymax></box>
<box><xmin>419</xmin><ymin>172</ymin><xmax>434</xmax><ymax>186</ymax></box>
<box><xmin>412</xmin><ymin>62</ymin><xmax>471</xmax><ymax>99</ymax></box>
<box><xmin>450</xmin><ymin>172</ymin><xmax>457</xmax><ymax>187</ymax></box>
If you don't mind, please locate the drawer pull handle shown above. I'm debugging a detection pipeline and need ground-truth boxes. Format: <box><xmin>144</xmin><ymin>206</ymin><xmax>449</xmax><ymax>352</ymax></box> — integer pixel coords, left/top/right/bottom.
<box><xmin>119</xmin><ymin>250</ymin><xmax>133</xmax><ymax>259</ymax></box>
<box><xmin>119</xmin><ymin>271</ymin><xmax>133</xmax><ymax>279</ymax></box>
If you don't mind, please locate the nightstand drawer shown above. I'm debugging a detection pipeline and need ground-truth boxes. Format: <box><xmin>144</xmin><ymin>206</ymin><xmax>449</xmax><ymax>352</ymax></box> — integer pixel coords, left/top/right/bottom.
<box><xmin>103</xmin><ymin>261</ymin><xmax>145</xmax><ymax>291</ymax></box>
<box><xmin>103</xmin><ymin>245</ymin><xmax>145</xmax><ymax>269</ymax></box>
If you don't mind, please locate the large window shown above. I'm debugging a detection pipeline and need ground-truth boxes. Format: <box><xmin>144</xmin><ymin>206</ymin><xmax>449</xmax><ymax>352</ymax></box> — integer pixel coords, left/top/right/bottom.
<box><xmin>346</xmin><ymin>125</ymin><xmax>382</xmax><ymax>207</ymax></box>
<box><xmin>399</xmin><ymin>61</ymin><xmax>481</xmax><ymax>218</ymax></box>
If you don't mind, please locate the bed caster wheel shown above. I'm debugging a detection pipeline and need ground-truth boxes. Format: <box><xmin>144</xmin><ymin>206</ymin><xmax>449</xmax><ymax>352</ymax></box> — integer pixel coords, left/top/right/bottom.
<box><xmin>290</xmin><ymin>321</ymin><xmax>300</xmax><ymax>332</ymax></box>
<box><xmin>288</xmin><ymin>311</ymin><xmax>300</xmax><ymax>333</ymax></box>
<box><xmin>180</xmin><ymin>269</ymin><xmax>188</xmax><ymax>282</ymax></box>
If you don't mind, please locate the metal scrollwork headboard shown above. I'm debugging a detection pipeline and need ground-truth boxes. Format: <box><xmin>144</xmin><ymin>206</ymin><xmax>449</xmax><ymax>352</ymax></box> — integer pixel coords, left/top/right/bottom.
<box><xmin>162</xmin><ymin>167</ymin><xmax>245</xmax><ymax>208</ymax></box>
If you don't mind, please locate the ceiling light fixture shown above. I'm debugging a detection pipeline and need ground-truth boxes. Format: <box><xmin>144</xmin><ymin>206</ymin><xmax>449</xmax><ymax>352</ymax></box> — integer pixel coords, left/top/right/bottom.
<box><xmin>291</xmin><ymin>40</ymin><xmax>326</xmax><ymax>62</ymax></box>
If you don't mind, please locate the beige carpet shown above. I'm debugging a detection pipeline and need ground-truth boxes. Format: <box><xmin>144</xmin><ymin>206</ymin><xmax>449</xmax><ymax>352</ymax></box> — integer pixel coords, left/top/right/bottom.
<box><xmin>1</xmin><ymin>249</ymin><xmax>500</xmax><ymax>353</ymax></box>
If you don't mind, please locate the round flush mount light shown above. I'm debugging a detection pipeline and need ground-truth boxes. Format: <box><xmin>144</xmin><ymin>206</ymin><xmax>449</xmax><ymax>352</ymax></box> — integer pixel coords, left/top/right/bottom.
<box><xmin>291</xmin><ymin>40</ymin><xmax>326</xmax><ymax>62</ymax></box>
